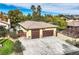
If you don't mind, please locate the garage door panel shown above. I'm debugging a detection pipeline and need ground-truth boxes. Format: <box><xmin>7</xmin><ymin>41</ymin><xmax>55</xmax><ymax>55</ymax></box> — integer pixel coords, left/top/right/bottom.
<box><xmin>32</xmin><ymin>29</ymin><xmax>40</xmax><ymax>39</ymax></box>
<box><xmin>43</xmin><ymin>30</ymin><xmax>53</xmax><ymax>37</ymax></box>
<box><xmin>18</xmin><ymin>30</ymin><xmax>26</xmax><ymax>37</ymax></box>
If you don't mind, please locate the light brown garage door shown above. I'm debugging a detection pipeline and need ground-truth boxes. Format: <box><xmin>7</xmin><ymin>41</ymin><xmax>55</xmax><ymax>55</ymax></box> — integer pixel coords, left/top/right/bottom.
<box><xmin>43</xmin><ymin>30</ymin><xmax>53</xmax><ymax>37</ymax></box>
<box><xmin>31</xmin><ymin>29</ymin><xmax>40</xmax><ymax>39</ymax></box>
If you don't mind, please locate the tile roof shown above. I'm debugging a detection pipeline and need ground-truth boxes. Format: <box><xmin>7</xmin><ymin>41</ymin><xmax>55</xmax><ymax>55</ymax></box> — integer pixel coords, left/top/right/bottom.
<box><xmin>67</xmin><ymin>20</ymin><xmax>79</xmax><ymax>26</ymax></box>
<box><xmin>0</xmin><ymin>20</ymin><xmax>9</xmax><ymax>26</ymax></box>
<box><xmin>19</xmin><ymin>21</ymin><xmax>57</xmax><ymax>29</ymax></box>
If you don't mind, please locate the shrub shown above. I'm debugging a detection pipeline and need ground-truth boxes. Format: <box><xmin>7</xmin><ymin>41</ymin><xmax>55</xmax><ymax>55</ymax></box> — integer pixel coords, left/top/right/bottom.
<box><xmin>75</xmin><ymin>41</ymin><xmax>79</xmax><ymax>47</ymax></box>
<box><xmin>9</xmin><ymin>31</ymin><xmax>18</xmax><ymax>39</ymax></box>
<box><xmin>13</xmin><ymin>40</ymin><xmax>25</xmax><ymax>54</ymax></box>
<box><xmin>65</xmin><ymin>39</ymin><xmax>76</xmax><ymax>45</ymax></box>
<box><xmin>0</xmin><ymin>26</ymin><xmax>8</xmax><ymax>37</ymax></box>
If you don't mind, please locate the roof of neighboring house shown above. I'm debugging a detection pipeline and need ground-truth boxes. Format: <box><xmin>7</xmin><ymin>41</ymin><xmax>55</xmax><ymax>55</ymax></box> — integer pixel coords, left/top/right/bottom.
<box><xmin>0</xmin><ymin>20</ymin><xmax>9</xmax><ymax>26</ymax></box>
<box><xmin>67</xmin><ymin>20</ymin><xmax>79</xmax><ymax>26</ymax></box>
<box><xmin>19</xmin><ymin>21</ymin><xmax>57</xmax><ymax>29</ymax></box>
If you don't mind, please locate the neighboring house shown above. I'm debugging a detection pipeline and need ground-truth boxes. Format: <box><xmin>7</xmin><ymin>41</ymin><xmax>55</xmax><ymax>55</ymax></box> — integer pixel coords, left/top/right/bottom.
<box><xmin>0</xmin><ymin>18</ymin><xmax>10</xmax><ymax>29</ymax></box>
<box><xmin>17</xmin><ymin>21</ymin><xmax>57</xmax><ymax>39</ymax></box>
<box><xmin>67</xmin><ymin>20</ymin><xmax>79</xmax><ymax>27</ymax></box>
<box><xmin>62</xmin><ymin>20</ymin><xmax>79</xmax><ymax>38</ymax></box>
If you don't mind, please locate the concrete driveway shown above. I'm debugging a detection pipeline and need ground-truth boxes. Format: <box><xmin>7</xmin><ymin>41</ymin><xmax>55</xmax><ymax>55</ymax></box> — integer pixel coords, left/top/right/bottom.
<box><xmin>18</xmin><ymin>36</ymin><xmax>79</xmax><ymax>55</ymax></box>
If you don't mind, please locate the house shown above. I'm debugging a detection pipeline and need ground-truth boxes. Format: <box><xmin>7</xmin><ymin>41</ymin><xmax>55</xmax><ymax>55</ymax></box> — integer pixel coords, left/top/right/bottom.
<box><xmin>0</xmin><ymin>18</ymin><xmax>10</xmax><ymax>29</ymax></box>
<box><xmin>67</xmin><ymin>20</ymin><xmax>79</xmax><ymax>33</ymax></box>
<box><xmin>17</xmin><ymin>21</ymin><xmax>57</xmax><ymax>39</ymax></box>
<box><xmin>62</xmin><ymin>20</ymin><xmax>79</xmax><ymax>38</ymax></box>
<box><xmin>67</xmin><ymin>20</ymin><xmax>79</xmax><ymax>27</ymax></box>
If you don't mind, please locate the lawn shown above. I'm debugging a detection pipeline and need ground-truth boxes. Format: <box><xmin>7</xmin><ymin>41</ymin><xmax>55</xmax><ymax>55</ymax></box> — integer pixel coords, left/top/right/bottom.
<box><xmin>0</xmin><ymin>39</ymin><xmax>14</xmax><ymax>55</ymax></box>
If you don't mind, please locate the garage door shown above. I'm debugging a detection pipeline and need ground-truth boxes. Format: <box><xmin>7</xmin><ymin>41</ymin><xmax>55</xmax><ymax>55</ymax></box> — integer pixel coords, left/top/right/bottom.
<box><xmin>18</xmin><ymin>30</ymin><xmax>26</xmax><ymax>37</ymax></box>
<box><xmin>43</xmin><ymin>30</ymin><xmax>53</xmax><ymax>37</ymax></box>
<box><xmin>31</xmin><ymin>29</ymin><xmax>40</xmax><ymax>39</ymax></box>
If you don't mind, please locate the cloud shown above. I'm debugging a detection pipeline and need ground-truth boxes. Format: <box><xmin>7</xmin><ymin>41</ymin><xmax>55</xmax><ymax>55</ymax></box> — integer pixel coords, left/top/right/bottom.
<box><xmin>1</xmin><ymin>3</ymin><xmax>79</xmax><ymax>15</ymax></box>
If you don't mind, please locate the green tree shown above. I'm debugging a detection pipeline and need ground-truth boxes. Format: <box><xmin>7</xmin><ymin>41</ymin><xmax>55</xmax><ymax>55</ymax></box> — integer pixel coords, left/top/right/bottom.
<box><xmin>43</xmin><ymin>14</ymin><xmax>53</xmax><ymax>22</ymax></box>
<box><xmin>52</xmin><ymin>16</ymin><xmax>67</xmax><ymax>30</ymax></box>
<box><xmin>26</xmin><ymin>14</ymin><xmax>32</xmax><ymax>20</ymax></box>
<box><xmin>31</xmin><ymin>5</ymin><xmax>36</xmax><ymax>16</ymax></box>
<box><xmin>31</xmin><ymin>5</ymin><xmax>43</xmax><ymax>21</ymax></box>
<box><xmin>8</xmin><ymin>9</ymin><xmax>23</xmax><ymax>29</ymax></box>
<box><xmin>37</xmin><ymin>5</ymin><xmax>41</xmax><ymax>16</ymax></box>
<box><xmin>0</xmin><ymin>26</ymin><xmax>8</xmax><ymax>37</ymax></box>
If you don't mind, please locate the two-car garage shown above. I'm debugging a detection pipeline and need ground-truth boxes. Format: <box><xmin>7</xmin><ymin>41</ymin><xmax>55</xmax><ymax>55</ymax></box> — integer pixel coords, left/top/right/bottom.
<box><xmin>31</xmin><ymin>29</ymin><xmax>54</xmax><ymax>39</ymax></box>
<box><xmin>19</xmin><ymin>21</ymin><xmax>57</xmax><ymax>39</ymax></box>
<box><xmin>18</xmin><ymin>29</ymin><xmax>54</xmax><ymax>39</ymax></box>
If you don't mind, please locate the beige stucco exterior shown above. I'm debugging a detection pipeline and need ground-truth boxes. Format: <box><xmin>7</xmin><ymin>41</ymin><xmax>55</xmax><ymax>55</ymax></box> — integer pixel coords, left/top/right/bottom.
<box><xmin>19</xmin><ymin>26</ymin><xmax>57</xmax><ymax>39</ymax></box>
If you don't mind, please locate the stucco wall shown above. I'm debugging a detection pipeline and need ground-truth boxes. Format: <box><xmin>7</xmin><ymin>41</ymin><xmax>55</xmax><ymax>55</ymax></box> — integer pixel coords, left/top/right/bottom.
<box><xmin>19</xmin><ymin>27</ymin><xmax>32</xmax><ymax>39</ymax></box>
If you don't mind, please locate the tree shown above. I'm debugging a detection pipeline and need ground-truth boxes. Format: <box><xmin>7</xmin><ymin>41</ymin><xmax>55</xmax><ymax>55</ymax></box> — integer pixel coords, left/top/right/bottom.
<box><xmin>0</xmin><ymin>12</ymin><xmax>8</xmax><ymax>21</ymax></box>
<box><xmin>13</xmin><ymin>40</ymin><xmax>25</xmax><ymax>55</ymax></box>
<box><xmin>0</xmin><ymin>26</ymin><xmax>8</xmax><ymax>37</ymax></box>
<box><xmin>31</xmin><ymin>5</ymin><xmax>36</xmax><ymax>16</ymax></box>
<box><xmin>8</xmin><ymin>9</ymin><xmax>23</xmax><ymax>30</ymax></box>
<box><xmin>26</xmin><ymin>14</ymin><xmax>32</xmax><ymax>20</ymax></box>
<box><xmin>43</xmin><ymin>14</ymin><xmax>53</xmax><ymax>22</ymax></box>
<box><xmin>31</xmin><ymin>5</ymin><xmax>43</xmax><ymax>21</ymax></box>
<box><xmin>52</xmin><ymin>16</ymin><xmax>67</xmax><ymax>30</ymax></box>
<box><xmin>37</xmin><ymin>5</ymin><xmax>41</xmax><ymax>16</ymax></box>
<box><xmin>0</xmin><ymin>12</ymin><xmax>4</xmax><ymax>18</ymax></box>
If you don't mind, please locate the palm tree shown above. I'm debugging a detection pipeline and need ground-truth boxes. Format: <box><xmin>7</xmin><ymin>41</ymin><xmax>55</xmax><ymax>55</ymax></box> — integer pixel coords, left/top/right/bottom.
<box><xmin>37</xmin><ymin>5</ymin><xmax>41</xmax><ymax>16</ymax></box>
<box><xmin>31</xmin><ymin>5</ymin><xmax>36</xmax><ymax>16</ymax></box>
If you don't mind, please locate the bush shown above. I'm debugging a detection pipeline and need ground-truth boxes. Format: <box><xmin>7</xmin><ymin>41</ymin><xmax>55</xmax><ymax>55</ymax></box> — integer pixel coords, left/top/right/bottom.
<box><xmin>76</xmin><ymin>41</ymin><xmax>79</xmax><ymax>45</ymax></box>
<box><xmin>65</xmin><ymin>39</ymin><xmax>76</xmax><ymax>45</ymax></box>
<box><xmin>75</xmin><ymin>41</ymin><xmax>79</xmax><ymax>47</ymax></box>
<box><xmin>13</xmin><ymin>40</ymin><xmax>25</xmax><ymax>54</ymax></box>
<box><xmin>0</xmin><ymin>39</ymin><xmax>14</xmax><ymax>55</ymax></box>
<box><xmin>0</xmin><ymin>26</ymin><xmax>8</xmax><ymax>37</ymax></box>
<box><xmin>9</xmin><ymin>31</ymin><xmax>18</xmax><ymax>39</ymax></box>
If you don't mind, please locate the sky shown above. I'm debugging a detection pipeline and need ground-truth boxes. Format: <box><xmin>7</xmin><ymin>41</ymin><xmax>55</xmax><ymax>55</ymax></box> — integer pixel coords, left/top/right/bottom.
<box><xmin>1</xmin><ymin>3</ymin><xmax>79</xmax><ymax>15</ymax></box>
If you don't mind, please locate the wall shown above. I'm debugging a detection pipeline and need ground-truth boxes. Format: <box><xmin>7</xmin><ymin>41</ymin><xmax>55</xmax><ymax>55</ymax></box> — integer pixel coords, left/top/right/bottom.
<box><xmin>20</xmin><ymin>26</ymin><xmax>57</xmax><ymax>39</ymax></box>
<box><xmin>19</xmin><ymin>26</ymin><xmax>32</xmax><ymax>39</ymax></box>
